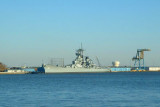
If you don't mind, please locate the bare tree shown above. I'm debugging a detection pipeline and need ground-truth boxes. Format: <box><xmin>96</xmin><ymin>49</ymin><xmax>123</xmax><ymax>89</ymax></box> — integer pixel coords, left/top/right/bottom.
<box><xmin>0</xmin><ymin>62</ymin><xmax>7</xmax><ymax>72</ymax></box>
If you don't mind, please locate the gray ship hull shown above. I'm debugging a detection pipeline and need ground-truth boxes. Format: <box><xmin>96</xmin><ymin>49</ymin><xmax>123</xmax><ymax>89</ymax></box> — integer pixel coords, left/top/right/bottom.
<box><xmin>44</xmin><ymin>65</ymin><xmax>110</xmax><ymax>73</ymax></box>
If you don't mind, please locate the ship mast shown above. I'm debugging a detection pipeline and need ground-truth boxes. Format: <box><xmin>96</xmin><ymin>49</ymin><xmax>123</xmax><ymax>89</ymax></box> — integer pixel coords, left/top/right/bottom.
<box><xmin>81</xmin><ymin>43</ymin><xmax>83</xmax><ymax>57</ymax></box>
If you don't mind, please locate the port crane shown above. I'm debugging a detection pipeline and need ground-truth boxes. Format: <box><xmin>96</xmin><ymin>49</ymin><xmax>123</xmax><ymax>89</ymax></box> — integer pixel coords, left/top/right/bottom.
<box><xmin>96</xmin><ymin>56</ymin><xmax>101</xmax><ymax>67</ymax></box>
<box><xmin>132</xmin><ymin>49</ymin><xmax>151</xmax><ymax>70</ymax></box>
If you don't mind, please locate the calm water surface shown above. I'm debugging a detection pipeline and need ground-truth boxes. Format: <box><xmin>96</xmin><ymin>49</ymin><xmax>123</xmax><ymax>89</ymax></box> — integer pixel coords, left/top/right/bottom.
<box><xmin>0</xmin><ymin>72</ymin><xmax>160</xmax><ymax>107</ymax></box>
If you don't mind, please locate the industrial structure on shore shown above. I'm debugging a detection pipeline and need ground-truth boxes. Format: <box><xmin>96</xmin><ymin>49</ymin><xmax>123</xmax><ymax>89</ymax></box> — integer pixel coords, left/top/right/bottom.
<box><xmin>132</xmin><ymin>49</ymin><xmax>151</xmax><ymax>71</ymax></box>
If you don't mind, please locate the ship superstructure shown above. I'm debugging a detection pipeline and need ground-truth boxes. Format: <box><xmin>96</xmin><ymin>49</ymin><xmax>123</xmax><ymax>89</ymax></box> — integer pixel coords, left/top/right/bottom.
<box><xmin>71</xmin><ymin>47</ymin><xmax>95</xmax><ymax>68</ymax></box>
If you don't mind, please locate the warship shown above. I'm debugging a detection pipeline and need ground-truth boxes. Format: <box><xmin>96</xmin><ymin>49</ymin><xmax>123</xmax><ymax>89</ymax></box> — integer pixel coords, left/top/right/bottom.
<box><xmin>44</xmin><ymin>46</ymin><xmax>110</xmax><ymax>73</ymax></box>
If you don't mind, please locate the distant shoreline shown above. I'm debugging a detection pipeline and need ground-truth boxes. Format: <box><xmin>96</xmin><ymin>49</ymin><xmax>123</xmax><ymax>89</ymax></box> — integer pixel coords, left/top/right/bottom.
<box><xmin>0</xmin><ymin>72</ymin><xmax>28</xmax><ymax>75</ymax></box>
<box><xmin>1</xmin><ymin>71</ymin><xmax>160</xmax><ymax>75</ymax></box>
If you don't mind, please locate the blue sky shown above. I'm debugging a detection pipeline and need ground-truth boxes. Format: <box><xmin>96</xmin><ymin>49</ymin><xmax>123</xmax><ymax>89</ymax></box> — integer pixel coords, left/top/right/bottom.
<box><xmin>0</xmin><ymin>0</ymin><xmax>160</xmax><ymax>67</ymax></box>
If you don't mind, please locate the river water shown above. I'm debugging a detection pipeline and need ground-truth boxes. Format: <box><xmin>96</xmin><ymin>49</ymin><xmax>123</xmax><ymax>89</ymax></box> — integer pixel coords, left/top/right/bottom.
<box><xmin>0</xmin><ymin>72</ymin><xmax>160</xmax><ymax>107</ymax></box>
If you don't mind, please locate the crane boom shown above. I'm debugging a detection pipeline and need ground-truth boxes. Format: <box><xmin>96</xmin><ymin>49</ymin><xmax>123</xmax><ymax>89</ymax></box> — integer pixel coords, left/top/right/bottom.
<box><xmin>96</xmin><ymin>56</ymin><xmax>101</xmax><ymax>67</ymax></box>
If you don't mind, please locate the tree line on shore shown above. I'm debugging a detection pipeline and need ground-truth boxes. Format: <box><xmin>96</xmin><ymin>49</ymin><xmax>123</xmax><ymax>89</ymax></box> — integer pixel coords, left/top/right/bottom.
<box><xmin>0</xmin><ymin>62</ymin><xmax>7</xmax><ymax>72</ymax></box>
